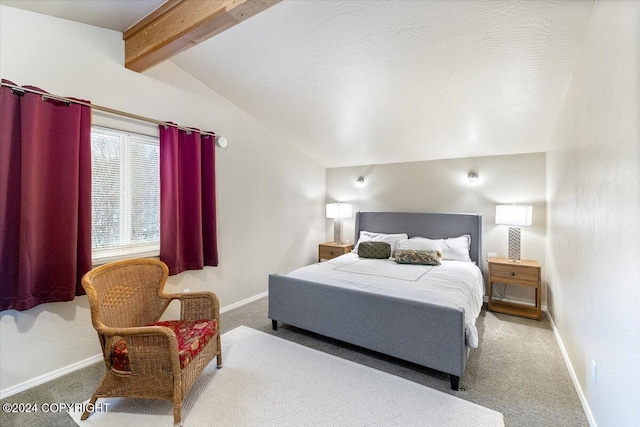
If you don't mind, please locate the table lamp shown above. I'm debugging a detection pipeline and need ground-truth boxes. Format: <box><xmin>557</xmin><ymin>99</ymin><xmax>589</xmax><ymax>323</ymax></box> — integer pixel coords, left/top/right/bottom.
<box><xmin>326</xmin><ymin>203</ymin><xmax>352</xmax><ymax>244</ymax></box>
<box><xmin>495</xmin><ymin>204</ymin><xmax>532</xmax><ymax>262</ymax></box>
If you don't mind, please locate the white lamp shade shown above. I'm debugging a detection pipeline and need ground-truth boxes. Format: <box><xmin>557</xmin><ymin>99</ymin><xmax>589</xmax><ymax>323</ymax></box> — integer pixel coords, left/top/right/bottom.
<box><xmin>326</xmin><ymin>203</ymin><xmax>352</xmax><ymax>219</ymax></box>
<box><xmin>495</xmin><ymin>205</ymin><xmax>532</xmax><ymax>226</ymax></box>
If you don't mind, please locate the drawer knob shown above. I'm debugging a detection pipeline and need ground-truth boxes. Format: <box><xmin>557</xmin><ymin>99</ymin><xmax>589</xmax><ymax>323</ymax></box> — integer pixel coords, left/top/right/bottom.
<box><xmin>330</xmin><ymin>251</ymin><xmax>335</xmax><ymax>255</ymax></box>
<box><xmin>510</xmin><ymin>272</ymin><xmax>515</xmax><ymax>276</ymax></box>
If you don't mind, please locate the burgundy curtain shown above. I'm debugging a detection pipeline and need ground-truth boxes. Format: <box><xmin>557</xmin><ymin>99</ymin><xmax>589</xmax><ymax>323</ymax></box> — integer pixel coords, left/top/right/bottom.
<box><xmin>0</xmin><ymin>80</ymin><xmax>92</xmax><ymax>311</ymax></box>
<box><xmin>160</xmin><ymin>125</ymin><xmax>218</xmax><ymax>275</ymax></box>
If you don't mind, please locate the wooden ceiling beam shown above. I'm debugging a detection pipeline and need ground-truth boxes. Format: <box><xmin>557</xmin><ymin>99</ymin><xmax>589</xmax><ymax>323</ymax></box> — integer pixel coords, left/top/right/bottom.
<box><xmin>124</xmin><ymin>0</ymin><xmax>281</xmax><ymax>72</ymax></box>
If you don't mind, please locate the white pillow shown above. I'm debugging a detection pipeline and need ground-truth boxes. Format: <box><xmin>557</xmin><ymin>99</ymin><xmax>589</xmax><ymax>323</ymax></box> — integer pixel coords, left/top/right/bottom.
<box><xmin>353</xmin><ymin>231</ymin><xmax>408</xmax><ymax>257</ymax></box>
<box><xmin>396</xmin><ymin>238</ymin><xmax>441</xmax><ymax>252</ymax></box>
<box><xmin>440</xmin><ymin>235</ymin><xmax>472</xmax><ymax>262</ymax></box>
<box><xmin>411</xmin><ymin>235</ymin><xmax>472</xmax><ymax>262</ymax></box>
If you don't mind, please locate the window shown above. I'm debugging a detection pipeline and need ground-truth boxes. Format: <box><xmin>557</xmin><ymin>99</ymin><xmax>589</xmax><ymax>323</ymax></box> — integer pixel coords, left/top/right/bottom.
<box><xmin>91</xmin><ymin>126</ymin><xmax>160</xmax><ymax>263</ymax></box>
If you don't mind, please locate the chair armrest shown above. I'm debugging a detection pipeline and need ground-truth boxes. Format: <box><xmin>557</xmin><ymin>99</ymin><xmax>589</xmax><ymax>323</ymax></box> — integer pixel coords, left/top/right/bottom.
<box><xmin>162</xmin><ymin>291</ymin><xmax>220</xmax><ymax>321</ymax></box>
<box><xmin>95</xmin><ymin>325</ymin><xmax>182</xmax><ymax>374</ymax></box>
<box><xmin>97</xmin><ymin>324</ymin><xmax>176</xmax><ymax>340</ymax></box>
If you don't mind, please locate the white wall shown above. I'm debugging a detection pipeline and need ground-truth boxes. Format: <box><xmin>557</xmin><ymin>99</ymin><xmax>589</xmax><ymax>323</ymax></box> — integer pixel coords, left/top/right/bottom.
<box><xmin>546</xmin><ymin>1</ymin><xmax>640</xmax><ymax>426</ymax></box>
<box><xmin>0</xmin><ymin>6</ymin><xmax>325</xmax><ymax>394</ymax></box>
<box><xmin>326</xmin><ymin>152</ymin><xmax>547</xmax><ymax>303</ymax></box>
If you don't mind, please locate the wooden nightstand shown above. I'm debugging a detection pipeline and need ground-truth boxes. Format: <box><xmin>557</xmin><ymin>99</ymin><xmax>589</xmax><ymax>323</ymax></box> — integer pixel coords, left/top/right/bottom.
<box><xmin>318</xmin><ymin>242</ymin><xmax>354</xmax><ymax>262</ymax></box>
<box><xmin>488</xmin><ymin>257</ymin><xmax>542</xmax><ymax>320</ymax></box>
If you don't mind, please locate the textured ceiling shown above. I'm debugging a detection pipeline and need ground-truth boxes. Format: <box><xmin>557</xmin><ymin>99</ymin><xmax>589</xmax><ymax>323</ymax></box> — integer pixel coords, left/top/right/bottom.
<box><xmin>172</xmin><ymin>0</ymin><xmax>594</xmax><ymax>167</ymax></box>
<box><xmin>0</xmin><ymin>0</ymin><xmax>164</xmax><ymax>32</ymax></box>
<box><xmin>2</xmin><ymin>0</ymin><xmax>594</xmax><ymax>168</ymax></box>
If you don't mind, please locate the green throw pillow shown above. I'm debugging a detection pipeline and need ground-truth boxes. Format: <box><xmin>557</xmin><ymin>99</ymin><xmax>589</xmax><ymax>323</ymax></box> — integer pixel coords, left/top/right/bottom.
<box><xmin>358</xmin><ymin>241</ymin><xmax>391</xmax><ymax>259</ymax></box>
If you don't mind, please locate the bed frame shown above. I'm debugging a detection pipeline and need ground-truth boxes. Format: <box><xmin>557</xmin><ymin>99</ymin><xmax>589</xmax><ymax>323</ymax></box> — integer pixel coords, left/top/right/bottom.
<box><xmin>268</xmin><ymin>211</ymin><xmax>483</xmax><ymax>390</ymax></box>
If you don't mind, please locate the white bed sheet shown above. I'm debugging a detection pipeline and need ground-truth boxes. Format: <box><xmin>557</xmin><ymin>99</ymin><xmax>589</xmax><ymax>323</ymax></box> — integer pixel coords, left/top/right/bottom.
<box><xmin>288</xmin><ymin>253</ymin><xmax>484</xmax><ymax>348</ymax></box>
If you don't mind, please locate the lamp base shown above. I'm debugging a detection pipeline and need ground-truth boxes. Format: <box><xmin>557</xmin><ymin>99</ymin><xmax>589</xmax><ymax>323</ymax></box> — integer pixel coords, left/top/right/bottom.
<box><xmin>333</xmin><ymin>218</ymin><xmax>344</xmax><ymax>244</ymax></box>
<box><xmin>507</xmin><ymin>226</ymin><xmax>521</xmax><ymax>262</ymax></box>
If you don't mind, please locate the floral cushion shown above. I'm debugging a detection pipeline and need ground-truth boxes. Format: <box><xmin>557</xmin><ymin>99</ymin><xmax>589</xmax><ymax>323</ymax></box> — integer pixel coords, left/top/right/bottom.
<box><xmin>111</xmin><ymin>319</ymin><xmax>217</xmax><ymax>372</ymax></box>
<box><xmin>394</xmin><ymin>249</ymin><xmax>442</xmax><ymax>265</ymax></box>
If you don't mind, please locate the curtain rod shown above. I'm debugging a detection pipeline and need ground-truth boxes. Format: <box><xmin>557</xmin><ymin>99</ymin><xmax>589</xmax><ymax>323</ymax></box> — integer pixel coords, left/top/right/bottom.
<box><xmin>1</xmin><ymin>81</ymin><xmax>215</xmax><ymax>137</ymax></box>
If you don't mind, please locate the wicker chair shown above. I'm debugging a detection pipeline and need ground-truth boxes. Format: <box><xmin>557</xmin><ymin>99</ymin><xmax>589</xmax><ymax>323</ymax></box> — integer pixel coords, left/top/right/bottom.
<box><xmin>81</xmin><ymin>258</ymin><xmax>222</xmax><ymax>426</ymax></box>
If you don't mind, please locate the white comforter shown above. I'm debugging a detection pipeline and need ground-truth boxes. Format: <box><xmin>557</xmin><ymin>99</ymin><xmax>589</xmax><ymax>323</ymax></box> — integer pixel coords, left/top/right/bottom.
<box><xmin>288</xmin><ymin>253</ymin><xmax>484</xmax><ymax>348</ymax></box>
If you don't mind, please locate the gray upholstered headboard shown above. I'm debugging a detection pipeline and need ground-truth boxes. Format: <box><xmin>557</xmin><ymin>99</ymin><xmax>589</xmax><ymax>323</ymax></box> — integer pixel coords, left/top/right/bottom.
<box><xmin>354</xmin><ymin>211</ymin><xmax>483</xmax><ymax>265</ymax></box>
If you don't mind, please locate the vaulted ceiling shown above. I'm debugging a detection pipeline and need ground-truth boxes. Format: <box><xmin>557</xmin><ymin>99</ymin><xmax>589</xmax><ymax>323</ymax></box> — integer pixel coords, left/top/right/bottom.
<box><xmin>1</xmin><ymin>0</ymin><xmax>594</xmax><ymax>168</ymax></box>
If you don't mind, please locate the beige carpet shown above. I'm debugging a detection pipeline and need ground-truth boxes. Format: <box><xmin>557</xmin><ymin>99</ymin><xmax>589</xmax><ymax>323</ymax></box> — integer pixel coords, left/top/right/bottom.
<box><xmin>69</xmin><ymin>326</ymin><xmax>504</xmax><ymax>426</ymax></box>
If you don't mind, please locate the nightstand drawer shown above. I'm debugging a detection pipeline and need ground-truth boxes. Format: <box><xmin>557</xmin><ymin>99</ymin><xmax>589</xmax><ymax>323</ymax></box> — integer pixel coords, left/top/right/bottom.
<box><xmin>318</xmin><ymin>242</ymin><xmax>354</xmax><ymax>261</ymax></box>
<box><xmin>319</xmin><ymin>246</ymin><xmax>343</xmax><ymax>259</ymax></box>
<box><xmin>490</xmin><ymin>263</ymin><xmax>539</xmax><ymax>286</ymax></box>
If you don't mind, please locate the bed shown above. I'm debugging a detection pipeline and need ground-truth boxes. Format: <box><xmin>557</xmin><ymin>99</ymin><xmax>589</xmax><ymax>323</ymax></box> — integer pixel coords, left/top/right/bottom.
<box><xmin>268</xmin><ymin>211</ymin><xmax>483</xmax><ymax>390</ymax></box>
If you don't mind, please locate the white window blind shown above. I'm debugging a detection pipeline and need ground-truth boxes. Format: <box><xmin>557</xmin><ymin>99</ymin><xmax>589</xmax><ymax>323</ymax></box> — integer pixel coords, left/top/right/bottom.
<box><xmin>91</xmin><ymin>127</ymin><xmax>159</xmax><ymax>263</ymax></box>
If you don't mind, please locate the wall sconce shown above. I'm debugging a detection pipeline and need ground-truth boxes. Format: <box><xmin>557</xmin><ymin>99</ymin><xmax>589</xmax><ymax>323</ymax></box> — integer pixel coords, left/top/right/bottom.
<box><xmin>215</xmin><ymin>136</ymin><xmax>228</xmax><ymax>148</ymax></box>
<box><xmin>356</xmin><ymin>176</ymin><xmax>365</xmax><ymax>187</ymax></box>
<box><xmin>495</xmin><ymin>204</ymin><xmax>532</xmax><ymax>262</ymax></box>
<box><xmin>467</xmin><ymin>171</ymin><xmax>479</xmax><ymax>183</ymax></box>
<box><xmin>326</xmin><ymin>203</ymin><xmax>352</xmax><ymax>244</ymax></box>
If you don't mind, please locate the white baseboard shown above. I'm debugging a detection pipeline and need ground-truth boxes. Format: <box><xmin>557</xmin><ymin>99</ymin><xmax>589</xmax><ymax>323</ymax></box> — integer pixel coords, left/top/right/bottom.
<box><xmin>0</xmin><ymin>354</ymin><xmax>103</xmax><ymax>400</ymax></box>
<box><xmin>0</xmin><ymin>291</ymin><xmax>269</xmax><ymax>400</ymax></box>
<box><xmin>546</xmin><ymin>309</ymin><xmax>597</xmax><ymax>427</ymax></box>
<box><xmin>220</xmin><ymin>291</ymin><xmax>268</xmax><ymax>314</ymax></box>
